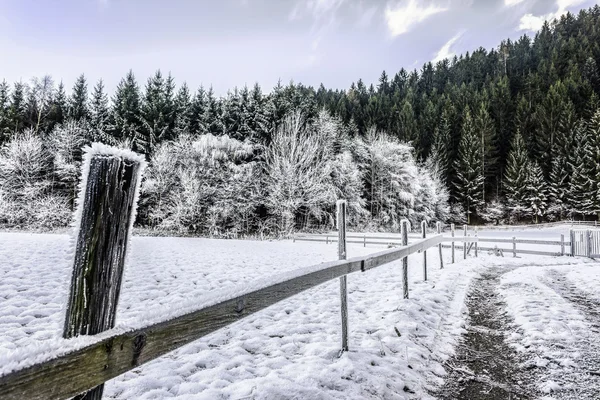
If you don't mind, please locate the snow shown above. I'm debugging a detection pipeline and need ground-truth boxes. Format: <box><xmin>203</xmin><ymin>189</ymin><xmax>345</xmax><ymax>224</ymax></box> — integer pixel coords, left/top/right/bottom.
<box><xmin>0</xmin><ymin>231</ymin><xmax>478</xmax><ymax>399</ymax></box>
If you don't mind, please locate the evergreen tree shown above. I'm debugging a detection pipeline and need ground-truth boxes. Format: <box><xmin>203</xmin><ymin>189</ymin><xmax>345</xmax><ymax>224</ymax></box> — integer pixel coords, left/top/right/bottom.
<box><xmin>474</xmin><ymin>101</ymin><xmax>497</xmax><ymax>202</ymax></box>
<box><xmin>504</xmin><ymin>131</ymin><xmax>531</xmax><ymax>220</ymax></box>
<box><xmin>9</xmin><ymin>82</ymin><xmax>26</xmax><ymax>133</ymax></box>
<box><xmin>68</xmin><ymin>74</ymin><xmax>89</xmax><ymax>121</ymax></box>
<box><xmin>90</xmin><ymin>79</ymin><xmax>111</xmax><ymax>143</ymax></box>
<box><xmin>190</xmin><ymin>86</ymin><xmax>208</xmax><ymax>135</ymax></box>
<box><xmin>111</xmin><ymin>70</ymin><xmax>142</xmax><ymax>146</ymax></box>
<box><xmin>49</xmin><ymin>81</ymin><xmax>68</xmax><ymax>129</ymax></box>
<box><xmin>0</xmin><ymin>81</ymin><xmax>10</xmax><ymax>141</ymax></box>
<box><xmin>567</xmin><ymin>121</ymin><xmax>593</xmax><ymax>216</ymax></box>
<box><xmin>139</xmin><ymin>70</ymin><xmax>172</xmax><ymax>153</ymax></box>
<box><xmin>548</xmin><ymin>154</ymin><xmax>570</xmax><ymax>220</ymax></box>
<box><xmin>204</xmin><ymin>87</ymin><xmax>223</xmax><ymax>135</ymax></box>
<box><xmin>587</xmin><ymin>109</ymin><xmax>600</xmax><ymax>219</ymax></box>
<box><xmin>454</xmin><ymin>107</ymin><xmax>484</xmax><ymax>223</ymax></box>
<box><xmin>526</xmin><ymin>162</ymin><xmax>548</xmax><ymax>223</ymax></box>
<box><xmin>174</xmin><ymin>82</ymin><xmax>192</xmax><ymax>135</ymax></box>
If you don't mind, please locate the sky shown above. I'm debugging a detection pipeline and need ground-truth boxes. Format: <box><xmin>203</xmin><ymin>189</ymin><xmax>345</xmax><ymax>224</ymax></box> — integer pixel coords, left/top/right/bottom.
<box><xmin>0</xmin><ymin>0</ymin><xmax>599</xmax><ymax>96</ymax></box>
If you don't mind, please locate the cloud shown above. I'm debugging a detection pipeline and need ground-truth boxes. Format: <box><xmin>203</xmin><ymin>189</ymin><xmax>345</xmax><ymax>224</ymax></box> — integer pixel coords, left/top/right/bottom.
<box><xmin>385</xmin><ymin>0</ymin><xmax>449</xmax><ymax>37</ymax></box>
<box><xmin>504</xmin><ymin>0</ymin><xmax>526</xmax><ymax>6</ymax></box>
<box><xmin>518</xmin><ymin>0</ymin><xmax>586</xmax><ymax>31</ymax></box>
<box><xmin>432</xmin><ymin>31</ymin><xmax>463</xmax><ymax>63</ymax></box>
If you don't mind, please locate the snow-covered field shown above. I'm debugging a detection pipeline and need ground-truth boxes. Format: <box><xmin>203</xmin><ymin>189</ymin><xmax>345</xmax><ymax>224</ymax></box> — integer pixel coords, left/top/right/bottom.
<box><xmin>0</xmin><ymin>232</ymin><xmax>477</xmax><ymax>399</ymax></box>
<box><xmin>2</xmin><ymin>227</ymin><xmax>600</xmax><ymax>399</ymax></box>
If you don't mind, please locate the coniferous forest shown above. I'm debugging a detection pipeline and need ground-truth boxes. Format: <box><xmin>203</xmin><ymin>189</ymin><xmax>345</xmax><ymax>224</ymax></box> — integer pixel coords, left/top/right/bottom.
<box><xmin>2</xmin><ymin>6</ymin><xmax>600</xmax><ymax>236</ymax></box>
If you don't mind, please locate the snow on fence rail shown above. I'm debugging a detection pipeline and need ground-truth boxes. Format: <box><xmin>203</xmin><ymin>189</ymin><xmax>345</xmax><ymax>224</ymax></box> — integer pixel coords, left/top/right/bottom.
<box><xmin>0</xmin><ymin>146</ymin><xmax>445</xmax><ymax>400</ymax></box>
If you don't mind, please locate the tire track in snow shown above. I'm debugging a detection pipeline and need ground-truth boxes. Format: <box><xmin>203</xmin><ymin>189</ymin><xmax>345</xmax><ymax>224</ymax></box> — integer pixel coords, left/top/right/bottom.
<box><xmin>540</xmin><ymin>269</ymin><xmax>600</xmax><ymax>399</ymax></box>
<box><xmin>436</xmin><ymin>266</ymin><xmax>536</xmax><ymax>399</ymax></box>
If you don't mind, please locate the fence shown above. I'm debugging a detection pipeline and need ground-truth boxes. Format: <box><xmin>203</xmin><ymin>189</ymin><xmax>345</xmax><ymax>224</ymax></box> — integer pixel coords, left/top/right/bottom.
<box><xmin>0</xmin><ymin>148</ymin><xmax>446</xmax><ymax>400</ymax></box>
<box><xmin>295</xmin><ymin>223</ymin><xmax>573</xmax><ymax>258</ymax></box>
<box><xmin>570</xmin><ymin>229</ymin><xmax>600</xmax><ymax>257</ymax></box>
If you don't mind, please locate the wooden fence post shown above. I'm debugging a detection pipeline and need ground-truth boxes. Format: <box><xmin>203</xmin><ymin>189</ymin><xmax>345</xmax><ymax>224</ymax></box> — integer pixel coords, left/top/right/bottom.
<box><xmin>437</xmin><ymin>222</ymin><xmax>443</xmax><ymax>269</ymax></box>
<box><xmin>422</xmin><ymin>221</ymin><xmax>427</xmax><ymax>281</ymax></box>
<box><xmin>463</xmin><ymin>225</ymin><xmax>467</xmax><ymax>260</ymax></box>
<box><xmin>363</xmin><ymin>234</ymin><xmax>366</xmax><ymax>248</ymax></box>
<box><xmin>560</xmin><ymin>234</ymin><xmax>565</xmax><ymax>256</ymax></box>
<box><xmin>63</xmin><ymin>145</ymin><xmax>144</xmax><ymax>400</ymax></box>
<box><xmin>401</xmin><ymin>220</ymin><xmax>409</xmax><ymax>299</ymax></box>
<box><xmin>474</xmin><ymin>232</ymin><xmax>478</xmax><ymax>257</ymax></box>
<box><xmin>570</xmin><ymin>230</ymin><xmax>575</xmax><ymax>257</ymax></box>
<box><xmin>512</xmin><ymin>236</ymin><xmax>517</xmax><ymax>257</ymax></box>
<box><xmin>451</xmin><ymin>223</ymin><xmax>455</xmax><ymax>264</ymax></box>
<box><xmin>337</xmin><ymin>200</ymin><xmax>349</xmax><ymax>353</ymax></box>
<box><xmin>587</xmin><ymin>229</ymin><xmax>592</xmax><ymax>258</ymax></box>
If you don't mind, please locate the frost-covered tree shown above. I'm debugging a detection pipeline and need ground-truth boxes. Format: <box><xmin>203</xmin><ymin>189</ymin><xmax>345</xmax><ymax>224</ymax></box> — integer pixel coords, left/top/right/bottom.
<box><xmin>139</xmin><ymin>70</ymin><xmax>175</xmax><ymax>154</ymax></box>
<box><xmin>264</xmin><ymin>111</ymin><xmax>337</xmax><ymax>235</ymax></box>
<box><xmin>173</xmin><ymin>82</ymin><xmax>192</xmax><ymax>136</ymax></box>
<box><xmin>0</xmin><ymin>81</ymin><xmax>10</xmax><ymax>142</ymax></box>
<box><xmin>504</xmin><ymin>130</ymin><xmax>530</xmax><ymax>221</ymax></box>
<box><xmin>0</xmin><ymin>130</ymin><xmax>69</xmax><ymax>228</ymax></box>
<box><xmin>30</xmin><ymin>75</ymin><xmax>55</xmax><ymax>133</ymax></box>
<box><xmin>47</xmin><ymin>120</ymin><xmax>90</xmax><ymax>204</ymax></box>
<box><xmin>454</xmin><ymin>107</ymin><xmax>484</xmax><ymax>224</ymax></box>
<box><xmin>526</xmin><ymin>162</ymin><xmax>548</xmax><ymax>223</ymax></box>
<box><xmin>548</xmin><ymin>153</ymin><xmax>570</xmax><ymax>220</ymax></box>
<box><xmin>143</xmin><ymin>134</ymin><xmax>262</xmax><ymax>236</ymax></box>
<box><xmin>355</xmin><ymin>127</ymin><xmax>420</xmax><ymax>230</ymax></box>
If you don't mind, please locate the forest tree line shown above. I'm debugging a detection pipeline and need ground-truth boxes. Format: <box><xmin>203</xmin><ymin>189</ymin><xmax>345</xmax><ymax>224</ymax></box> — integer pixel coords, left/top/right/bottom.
<box><xmin>1</xmin><ymin>5</ymin><xmax>600</xmax><ymax>233</ymax></box>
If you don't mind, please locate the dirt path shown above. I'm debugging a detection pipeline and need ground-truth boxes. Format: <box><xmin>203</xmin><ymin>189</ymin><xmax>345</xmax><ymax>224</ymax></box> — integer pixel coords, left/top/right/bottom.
<box><xmin>436</xmin><ymin>267</ymin><xmax>537</xmax><ymax>399</ymax></box>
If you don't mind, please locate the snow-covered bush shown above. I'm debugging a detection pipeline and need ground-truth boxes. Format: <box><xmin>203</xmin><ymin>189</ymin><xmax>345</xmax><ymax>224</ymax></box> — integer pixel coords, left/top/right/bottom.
<box><xmin>478</xmin><ymin>200</ymin><xmax>506</xmax><ymax>225</ymax></box>
<box><xmin>143</xmin><ymin>134</ymin><xmax>263</xmax><ymax>236</ymax></box>
<box><xmin>0</xmin><ymin>130</ymin><xmax>71</xmax><ymax>229</ymax></box>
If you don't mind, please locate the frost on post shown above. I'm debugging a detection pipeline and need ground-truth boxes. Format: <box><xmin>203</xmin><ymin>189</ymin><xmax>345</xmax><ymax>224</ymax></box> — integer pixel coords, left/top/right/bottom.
<box><xmin>64</xmin><ymin>143</ymin><xmax>145</xmax><ymax>339</ymax></box>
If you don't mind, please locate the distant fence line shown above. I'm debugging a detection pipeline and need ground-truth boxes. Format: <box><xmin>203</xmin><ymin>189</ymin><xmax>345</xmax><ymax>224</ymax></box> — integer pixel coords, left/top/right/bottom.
<box><xmin>294</xmin><ymin>223</ymin><xmax>579</xmax><ymax>258</ymax></box>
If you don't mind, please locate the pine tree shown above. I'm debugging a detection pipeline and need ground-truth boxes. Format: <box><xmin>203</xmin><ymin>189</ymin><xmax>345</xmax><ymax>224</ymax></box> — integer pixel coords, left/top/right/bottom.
<box><xmin>173</xmin><ymin>82</ymin><xmax>192</xmax><ymax>135</ymax></box>
<box><xmin>474</xmin><ymin>101</ymin><xmax>497</xmax><ymax>202</ymax></box>
<box><xmin>204</xmin><ymin>87</ymin><xmax>223</xmax><ymax>135</ymax></box>
<box><xmin>49</xmin><ymin>81</ymin><xmax>68</xmax><ymax>130</ymax></box>
<box><xmin>139</xmin><ymin>70</ymin><xmax>172</xmax><ymax>153</ymax></box>
<box><xmin>190</xmin><ymin>86</ymin><xmax>208</xmax><ymax>135</ymax></box>
<box><xmin>526</xmin><ymin>162</ymin><xmax>548</xmax><ymax>223</ymax></box>
<box><xmin>90</xmin><ymin>79</ymin><xmax>111</xmax><ymax>143</ymax></box>
<box><xmin>567</xmin><ymin>121</ymin><xmax>593</xmax><ymax>216</ymax></box>
<box><xmin>504</xmin><ymin>130</ymin><xmax>530</xmax><ymax>220</ymax></box>
<box><xmin>0</xmin><ymin>81</ymin><xmax>10</xmax><ymax>141</ymax></box>
<box><xmin>9</xmin><ymin>82</ymin><xmax>26</xmax><ymax>133</ymax></box>
<box><xmin>454</xmin><ymin>107</ymin><xmax>484</xmax><ymax>223</ymax></box>
<box><xmin>68</xmin><ymin>74</ymin><xmax>89</xmax><ymax>121</ymax></box>
<box><xmin>111</xmin><ymin>70</ymin><xmax>141</xmax><ymax>146</ymax></box>
<box><xmin>587</xmin><ymin>109</ymin><xmax>600</xmax><ymax>219</ymax></box>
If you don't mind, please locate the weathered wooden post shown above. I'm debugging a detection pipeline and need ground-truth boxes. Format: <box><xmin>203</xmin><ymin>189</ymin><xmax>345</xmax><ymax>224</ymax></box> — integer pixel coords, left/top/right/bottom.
<box><xmin>463</xmin><ymin>225</ymin><xmax>467</xmax><ymax>260</ymax></box>
<box><xmin>401</xmin><ymin>220</ymin><xmax>409</xmax><ymax>299</ymax></box>
<box><xmin>437</xmin><ymin>222</ymin><xmax>444</xmax><ymax>269</ymax></box>
<box><xmin>422</xmin><ymin>221</ymin><xmax>427</xmax><ymax>281</ymax></box>
<box><xmin>337</xmin><ymin>200</ymin><xmax>349</xmax><ymax>353</ymax></box>
<box><xmin>63</xmin><ymin>144</ymin><xmax>145</xmax><ymax>400</ymax></box>
<box><xmin>363</xmin><ymin>234</ymin><xmax>366</xmax><ymax>247</ymax></box>
<box><xmin>512</xmin><ymin>236</ymin><xmax>517</xmax><ymax>257</ymax></box>
<box><xmin>451</xmin><ymin>223</ymin><xmax>455</xmax><ymax>264</ymax></box>
<box><xmin>474</xmin><ymin>232</ymin><xmax>478</xmax><ymax>257</ymax></box>
<box><xmin>560</xmin><ymin>234</ymin><xmax>565</xmax><ymax>256</ymax></box>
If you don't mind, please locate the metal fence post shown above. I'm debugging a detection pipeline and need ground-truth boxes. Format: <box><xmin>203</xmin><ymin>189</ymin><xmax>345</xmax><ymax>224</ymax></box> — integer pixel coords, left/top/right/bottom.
<box><xmin>422</xmin><ymin>221</ymin><xmax>427</xmax><ymax>281</ymax></box>
<box><xmin>437</xmin><ymin>222</ymin><xmax>444</xmax><ymax>269</ymax></box>
<box><xmin>63</xmin><ymin>146</ymin><xmax>144</xmax><ymax>400</ymax></box>
<box><xmin>401</xmin><ymin>220</ymin><xmax>409</xmax><ymax>299</ymax></box>
<box><xmin>451</xmin><ymin>223</ymin><xmax>455</xmax><ymax>263</ymax></box>
<box><xmin>337</xmin><ymin>200</ymin><xmax>348</xmax><ymax>353</ymax></box>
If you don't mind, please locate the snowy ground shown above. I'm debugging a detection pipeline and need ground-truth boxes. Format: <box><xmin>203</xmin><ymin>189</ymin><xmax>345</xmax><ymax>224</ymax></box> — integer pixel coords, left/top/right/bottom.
<box><xmin>2</xmin><ymin>228</ymin><xmax>600</xmax><ymax>399</ymax></box>
<box><xmin>0</xmin><ymin>232</ymin><xmax>477</xmax><ymax>399</ymax></box>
